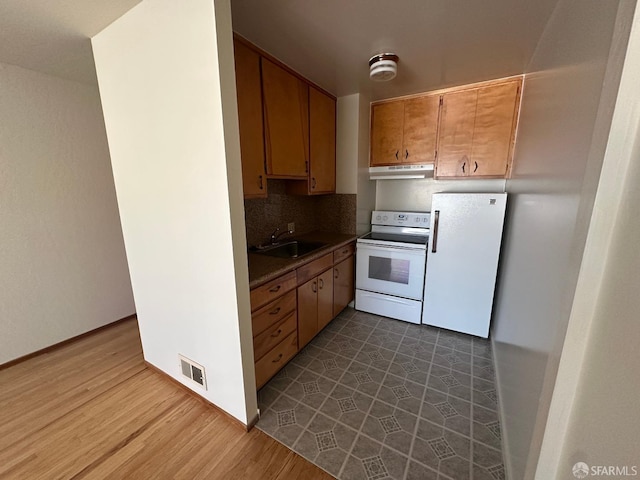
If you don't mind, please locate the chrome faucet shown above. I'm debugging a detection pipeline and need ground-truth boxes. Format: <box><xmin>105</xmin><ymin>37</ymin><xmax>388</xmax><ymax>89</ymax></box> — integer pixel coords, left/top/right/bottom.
<box><xmin>269</xmin><ymin>227</ymin><xmax>294</xmax><ymax>245</ymax></box>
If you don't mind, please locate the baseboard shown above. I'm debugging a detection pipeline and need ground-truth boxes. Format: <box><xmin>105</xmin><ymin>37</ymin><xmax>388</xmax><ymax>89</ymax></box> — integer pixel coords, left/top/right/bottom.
<box><xmin>491</xmin><ymin>336</ymin><xmax>514</xmax><ymax>480</ymax></box>
<box><xmin>144</xmin><ymin>361</ymin><xmax>253</xmax><ymax>432</ymax></box>
<box><xmin>0</xmin><ymin>313</ymin><xmax>137</xmax><ymax>370</ymax></box>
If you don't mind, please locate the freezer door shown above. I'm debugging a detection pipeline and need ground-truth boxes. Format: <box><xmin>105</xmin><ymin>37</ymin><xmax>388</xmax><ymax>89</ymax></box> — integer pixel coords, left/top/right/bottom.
<box><xmin>422</xmin><ymin>193</ymin><xmax>507</xmax><ymax>337</ymax></box>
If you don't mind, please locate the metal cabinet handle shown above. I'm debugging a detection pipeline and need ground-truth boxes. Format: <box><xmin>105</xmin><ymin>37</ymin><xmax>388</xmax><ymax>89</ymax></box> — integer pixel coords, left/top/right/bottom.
<box><xmin>259</xmin><ymin>175</ymin><xmax>264</xmax><ymax>190</ymax></box>
<box><xmin>405</xmin><ymin>149</ymin><xmax>409</xmax><ymax>159</ymax></box>
<box><xmin>474</xmin><ymin>161</ymin><xmax>478</xmax><ymax>173</ymax></box>
<box><xmin>311</xmin><ymin>177</ymin><xmax>316</xmax><ymax>189</ymax></box>
<box><xmin>312</xmin><ymin>281</ymin><xmax>317</xmax><ymax>293</ymax></box>
<box><xmin>269</xmin><ymin>307</ymin><xmax>281</xmax><ymax>316</ymax></box>
<box><xmin>269</xmin><ymin>285</ymin><xmax>281</xmax><ymax>293</ymax></box>
<box><xmin>462</xmin><ymin>162</ymin><xmax>466</xmax><ymax>173</ymax></box>
<box><xmin>319</xmin><ymin>278</ymin><xmax>324</xmax><ymax>289</ymax></box>
<box><xmin>272</xmin><ymin>353</ymin><xmax>283</xmax><ymax>363</ymax></box>
<box><xmin>270</xmin><ymin>329</ymin><xmax>282</xmax><ymax>338</ymax></box>
<box><xmin>395</xmin><ymin>150</ymin><xmax>399</xmax><ymax>160</ymax></box>
<box><xmin>432</xmin><ymin>210</ymin><xmax>440</xmax><ymax>254</ymax></box>
<box><xmin>334</xmin><ymin>268</ymin><xmax>339</xmax><ymax>279</ymax></box>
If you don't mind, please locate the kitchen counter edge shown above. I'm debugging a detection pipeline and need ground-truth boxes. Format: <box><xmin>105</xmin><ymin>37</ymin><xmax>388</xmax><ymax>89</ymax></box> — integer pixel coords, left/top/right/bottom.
<box><xmin>247</xmin><ymin>232</ymin><xmax>358</xmax><ymax>289</ymax></box>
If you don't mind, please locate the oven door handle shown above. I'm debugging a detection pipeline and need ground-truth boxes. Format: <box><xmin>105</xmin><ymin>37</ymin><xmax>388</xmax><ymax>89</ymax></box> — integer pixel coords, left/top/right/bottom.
<box><xmin>357</xmin><ymin>242</ymin><xmax>426</xmax><ymax>253</ymax></box>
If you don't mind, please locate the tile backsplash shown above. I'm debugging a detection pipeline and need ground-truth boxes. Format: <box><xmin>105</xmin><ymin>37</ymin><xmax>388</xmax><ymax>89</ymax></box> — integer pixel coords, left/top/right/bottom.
<box><xmin>244</xmin><ymin>180</ymin><xmax>356</xmax><ymax>247</ymax></box>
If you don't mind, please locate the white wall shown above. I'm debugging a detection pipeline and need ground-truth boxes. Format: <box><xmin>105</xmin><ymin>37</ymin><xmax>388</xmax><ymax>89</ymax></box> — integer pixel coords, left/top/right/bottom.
<box><xmin>539</xmin><ymin>5</ymin><xmax>640</xmax><ymax>475</ymax></box>
<box><xmin>0</xmin><ymin>62</ymin><xmax>134</xmax><ymax>364</ymax></box>
<box><xmin>336</xmin><ymin>95</ymin><xmax>359</xmax><ymax>195</ymax></box>
<box><xmin>489</xmin><ymin>0</ymin><xmax>635</xmax><ymax>478</ymax></box>
<box><xmin>375</xmin><ymin>178</ymin><xmax>505</xmax><ymax>212</ymax></box>
<box><xmin>337</xmin><ymin>93</ymin><xmax>377</xmax><ymax>235</ymax></box>
<box><xmin>92</xmin><ymin>0</ymin><xmax>256</xmax><ymax>424</ymax></box>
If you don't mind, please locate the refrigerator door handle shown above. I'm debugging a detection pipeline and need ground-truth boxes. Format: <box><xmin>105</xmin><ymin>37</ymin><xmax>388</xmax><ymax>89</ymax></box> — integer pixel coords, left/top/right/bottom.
<box><xmin>431</xmin><ymin>210</ymin><xmax>440</xmax><ymax>253</ymax></box>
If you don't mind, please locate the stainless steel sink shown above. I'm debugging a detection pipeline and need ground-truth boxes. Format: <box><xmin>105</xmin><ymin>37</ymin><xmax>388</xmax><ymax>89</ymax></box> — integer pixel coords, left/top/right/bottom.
<box><xmin>251</xmin><ymin>240</ymin><xmax>327</xmax><ymax>259</ymax></box>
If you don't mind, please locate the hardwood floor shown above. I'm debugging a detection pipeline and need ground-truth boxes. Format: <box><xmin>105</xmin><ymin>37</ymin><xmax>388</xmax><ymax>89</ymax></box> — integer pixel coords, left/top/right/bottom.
<box><xmin>0</xmin><ymin>319</ymin><xmax>333</xmax><ymax>479</ymax></box>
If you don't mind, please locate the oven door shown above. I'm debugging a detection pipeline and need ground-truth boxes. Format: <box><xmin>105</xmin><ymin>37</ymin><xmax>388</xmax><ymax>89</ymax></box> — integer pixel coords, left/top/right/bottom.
<box><xmin>356</xmin><ymin>242</ymin><xmax>426</xmax><ymax>300</ymax></box>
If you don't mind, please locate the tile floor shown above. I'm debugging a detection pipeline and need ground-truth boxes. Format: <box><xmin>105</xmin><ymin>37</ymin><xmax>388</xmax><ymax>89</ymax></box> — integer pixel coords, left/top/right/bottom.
<box><xmin>256</xmin><ymin>308</ymin><xmax>505</xmax><ymax>480</ymax></box>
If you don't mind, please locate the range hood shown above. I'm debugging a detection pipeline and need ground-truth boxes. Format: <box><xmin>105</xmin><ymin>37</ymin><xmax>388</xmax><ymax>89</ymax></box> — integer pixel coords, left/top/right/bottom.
<box><xmin>369</xmin><ymin>164</ymin><xmax>434</xmax><ymax>180</ymax></box>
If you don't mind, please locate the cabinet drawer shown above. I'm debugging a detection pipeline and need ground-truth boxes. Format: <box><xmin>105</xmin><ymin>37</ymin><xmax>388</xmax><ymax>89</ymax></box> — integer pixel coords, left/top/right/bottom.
<box><xmin>296</xmin><ymin>253</ymin><xmax>333</xmax><ymax>285</ymax></box>
<box><xmin>252</xmin><ymin>289</ymin><xmax>296</xmax><ymax>337</ymax></box>
<box><xmin>253</xmin><ymin>311</ymin><xmax>297</xmax><ymax>361</ymax></box>
<box><xmin>250</xmin><ymin>271</ymin><xmax>297</xmax><ymax>312</ymax></box>
<box><xmin>255</xmin><ymin>331</ymin><xmax>298</xmax><ymax>389</ymax></box>
<box><xmin>333</xmin><ymin>243</ymin><xmax>355</xmax><ymax>264</ymax></box>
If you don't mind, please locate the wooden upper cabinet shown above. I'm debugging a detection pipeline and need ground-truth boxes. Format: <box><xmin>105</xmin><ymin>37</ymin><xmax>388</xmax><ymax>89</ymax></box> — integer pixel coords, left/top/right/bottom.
<box><xmin>288</xmin><ymin>87</ymin><xmax>336</xmax><ymax>195</ymax></box>
<box><xmin>309</xmin><ymin>88</ymin><xmax>336</xmax><ymax>194</ymax></box>
<box><xmin>402</xmin><ymin>95</ymin><xmax>440</xmax><ymax>164</ymax></box>
<box><xmin>233</xmin><ymin>39</ymin><xmax>266</xmax><ymax>198</ymax></box>
<box><xmin>261</xmin><ymin>58</ymin><xmax>309</xmax><ymax>178</ymax></box>
<box><xmin>370</xmin><ymin>102</ymin><xmax>405</xmax><ymax>165</ymax></box>
<box><xmin>436</xmin><ymin>89</ymin><xmax>478</xmax><ymax>177</ymax></box>
<box><xmin>470</xmin><ymin>81</ymin><xmax>521</xmax><ymax>177</ymax></box>
<box><xmin>370</xmin><ymin>94</ymin><xmax>440</xmax><ymax>166</ymax></box>
<box><xmin>436</xmin><ymin>78</ymin><xmax>522</xmax><ymax>179</ymax></box>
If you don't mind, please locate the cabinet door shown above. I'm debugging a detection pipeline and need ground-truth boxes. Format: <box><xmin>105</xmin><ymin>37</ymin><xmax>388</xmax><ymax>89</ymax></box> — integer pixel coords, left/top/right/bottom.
<box><xmin>317</xmin><ymin>269</ymin><xmax>334</xmax><ymax>331</ymax></box>
<box><xmin>233</xmin><ymin>39</ymin><xmax>266</xmax><ymax>198</ymax></box>
<box><xmin>402</xmin><ymin>95</ymin><xmax>440</xmax><ymax>164</ymax></box>
<box><xmin>470</xmin><ymin>81</ymin><xmax>521</xmax><ymax>177</ymax></box>
<box><xmin>436</xmin><ymin>89</ymin><xmax>478</xmax><ymax>177</ymax></box>
<box><xmin>309</xmin><ymin>87</ymin><xmax>336</xmax><ymax>194</ymax></box>
<box><xmin>333</xmin><ymin>256</ymin><xmax>354</xmax><ymax>317</ymax></box>
<box><xmin>297</xmin><ymin>277</ymin><xmax>318</xmax><ymax>349</ymax></box>
<box><xmin>262</xmin><ymin>58</ymin><xmax>309</xmax><ymax>178</ymax></box>
<box><xmin>370</xmin><ymin>101</ymin><xmax>404</xmax><ymax>166</ymax></box>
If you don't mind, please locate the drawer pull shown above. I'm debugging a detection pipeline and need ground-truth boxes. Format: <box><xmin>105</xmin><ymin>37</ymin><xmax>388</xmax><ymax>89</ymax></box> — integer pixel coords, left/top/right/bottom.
<box><xmin>272</xmin><ymin>353</ymin><xmax>283</xmax><ymax>363</ymax></box>
<box><xmin>269</xmin><ymin>307</ymin><xmax>281</xmax><ymax>315</ymax></box>
<box><xmin>271</xmin><ymin>329</ymin><xmax>282</xmax><ymax>338</ymax></box>
<box><xmin>342</xmin><ymin>248</ymin><xmax>348</xmax><ymax>254</ymax></box>
<box><xmin>312</xmin><ymin>281</ymin><xmax>317</xmax><ymax>293</ymax></box>
<box><xmin>269</xmin><ymin>285</ymin><xmax>281</xmax><ymax>293</ymax></box>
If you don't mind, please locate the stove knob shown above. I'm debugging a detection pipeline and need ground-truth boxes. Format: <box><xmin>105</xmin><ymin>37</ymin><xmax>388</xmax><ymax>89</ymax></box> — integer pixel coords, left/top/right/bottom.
<box><xmin>383</xmin><ymin>216</ymin><xmax>388</xmax><ymax>221</ymax></box>
<box><xmin>376</xmin><ymin>215</ymin><xmax>381</xmax><ymax>221</ymax></box>
<box><xmin>415</xmin><ymin>218</ymin><xmax>420</xmax><ymax>223</ymax></box>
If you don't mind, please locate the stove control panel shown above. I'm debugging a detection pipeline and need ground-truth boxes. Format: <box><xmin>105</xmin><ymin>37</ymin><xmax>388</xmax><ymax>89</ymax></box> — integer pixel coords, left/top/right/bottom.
<box><xmin>371</xmin><ymin>210</ymin><xmax>431</xmax><ymax>227</ymax></box>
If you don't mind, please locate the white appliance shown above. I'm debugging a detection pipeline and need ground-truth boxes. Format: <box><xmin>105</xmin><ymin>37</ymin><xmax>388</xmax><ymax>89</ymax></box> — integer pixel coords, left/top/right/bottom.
<box><xmin>422</xmin><ymin>193</ymin><xmax>507</xmax><ymax>337</ymax></box>
<box><xmin>356</xmin><ymin>211</ymin><xmax>430</xmax><ymax>324</ymax></box>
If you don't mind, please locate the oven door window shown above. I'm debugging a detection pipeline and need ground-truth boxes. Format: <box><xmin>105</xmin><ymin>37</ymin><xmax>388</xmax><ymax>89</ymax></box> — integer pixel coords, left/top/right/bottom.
<box><xmin>368</xmin><ymin>256</ymin><xmax>410</xmax><ymax>284</ymax></box>
<box><xmin>355</xmin><ymin>244</ymin><xmax>426</xmax><ymax>300</ymax></box>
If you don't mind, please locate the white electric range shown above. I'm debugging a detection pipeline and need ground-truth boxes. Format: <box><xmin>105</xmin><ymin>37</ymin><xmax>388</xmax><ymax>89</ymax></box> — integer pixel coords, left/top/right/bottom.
<box><xmin>355</xmin><ymin>210</ymin><xmax>430</xmax><ymax>324</ymax></box>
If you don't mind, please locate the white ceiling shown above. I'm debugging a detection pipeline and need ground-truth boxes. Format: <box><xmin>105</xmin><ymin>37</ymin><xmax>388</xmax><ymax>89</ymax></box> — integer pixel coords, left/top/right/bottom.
<box><xmin>0</xmin><ymin>0</ymin><xmax>558</xmax><ymax>97</ymax></box>
<box><xmin>232</xmin><ymin>0</ymin><xmax>559</xmax><ymax>100</ymax></box>
<box><xmin>0</xmin><ymin>0</ymin><xmax>140</xmax><ymax>85</ymax></box>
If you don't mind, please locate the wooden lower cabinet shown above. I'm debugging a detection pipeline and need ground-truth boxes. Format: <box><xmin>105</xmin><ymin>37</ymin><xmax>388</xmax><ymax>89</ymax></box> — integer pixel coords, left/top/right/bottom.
<box><xmin>255</xmin><ymin>332</ymin><xmax>298</xmax><ymax>389</ymax></box>
<box><xmin>333</xmin><ymin>255</ymin><xmax>354</xmax><ymax>317</ymax></box>
<box><xmin>297</xmin><ymin>269</ymin><xmax>333</xmax><ymax>349</ymax></box>
<box><xmin>250</xmin><ymin>273</ymin><xmax>297</xmax><ymax>389</ymax></box>
<box><xmin>251</xmin><ymin>241</ymin><xmax>356</xmax><ymax>388</ymax></box>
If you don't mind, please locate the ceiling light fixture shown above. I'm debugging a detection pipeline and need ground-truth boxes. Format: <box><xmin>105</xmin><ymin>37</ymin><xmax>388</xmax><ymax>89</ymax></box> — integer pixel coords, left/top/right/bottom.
<box><xmin>369</xmin><ymin>53</ymin><xmax>399</xmax><ymax>82</ymax></box>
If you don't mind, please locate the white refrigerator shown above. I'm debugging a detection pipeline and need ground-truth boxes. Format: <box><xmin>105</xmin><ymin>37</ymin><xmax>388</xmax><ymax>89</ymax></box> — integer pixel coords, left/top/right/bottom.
<box><xmin>422</xmin><ymin>193</ymin><xmax>507</xmax><ymax>337</ymax></box>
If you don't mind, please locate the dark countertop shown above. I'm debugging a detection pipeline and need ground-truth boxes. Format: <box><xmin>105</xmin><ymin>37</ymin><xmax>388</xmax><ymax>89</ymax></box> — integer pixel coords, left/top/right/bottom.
<box><xmin>248</xmin><ymin>231</ymin><xmax>358</xmax><ymax>289</ymax></box>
